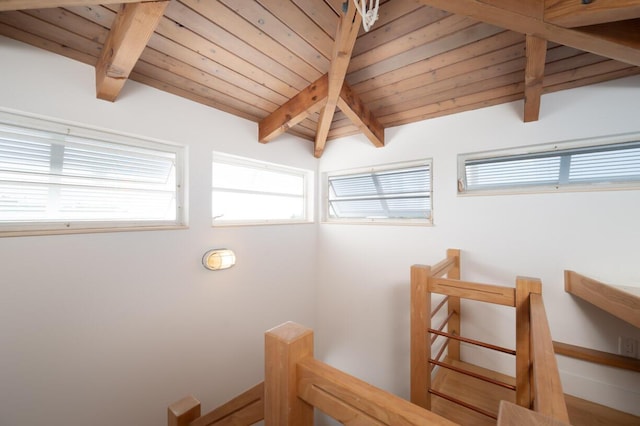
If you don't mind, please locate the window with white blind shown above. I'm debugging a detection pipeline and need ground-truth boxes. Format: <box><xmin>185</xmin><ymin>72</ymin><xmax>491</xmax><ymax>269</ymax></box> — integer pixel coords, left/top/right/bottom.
<box><xmin>211</xmin><ymin>152</ymin><xmax>313</xmax><ymax>225</ymax></box>
<box><xmin>0</xmin><ymin>109</ymin><xmax>186</xmax><ymax>235</ymax></box>
<box><xmin>325</xmin><ymin>160</ymin><xmax>432</xmax><ymax>225</ymax></box>
<box><xmin>458</xmin><ymin>135</ymin><xmax>640</xmax><ymax>194</ymax></box>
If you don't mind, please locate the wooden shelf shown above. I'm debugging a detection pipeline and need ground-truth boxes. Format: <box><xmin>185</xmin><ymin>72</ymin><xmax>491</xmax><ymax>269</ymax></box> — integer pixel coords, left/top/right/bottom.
<box><xmin>564</xmin><ymin>270</ymin><xmax>640</xmax><ymax>328</ymax></box>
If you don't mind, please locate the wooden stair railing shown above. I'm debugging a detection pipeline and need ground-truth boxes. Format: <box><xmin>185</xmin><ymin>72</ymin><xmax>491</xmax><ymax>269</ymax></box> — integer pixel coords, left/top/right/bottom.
<box><xmin>529</xmin><ymin>293</ymin><xmax>570</xmax><ymax>422</ymax></box>
<box><xmin>168</xmin><ymin>382</ymin><xmax>264</xmax><ymax>426</ymax></box>
<box><xmin>552</xmin><ymin>341</ymin><xmax>640</xmax><ymax>373</ymax></box>
<box><xmin>564</xmin><ymin>270</ymin><xmax>640</xmax><ymax>328</ymax></box>
<box><xmin>411</xmin><ymin>249</ymin><xmax>570</xmax><ymax>423</ymax></box>
<box><xmin>169</xmin><ymin>321</ymin><xmax>458</xmax><ymax>426</ymax></box>
<box><xmin>265</xmin><ymin>321</ymin><xmax>457</xmax><ymax>425</ymax></box>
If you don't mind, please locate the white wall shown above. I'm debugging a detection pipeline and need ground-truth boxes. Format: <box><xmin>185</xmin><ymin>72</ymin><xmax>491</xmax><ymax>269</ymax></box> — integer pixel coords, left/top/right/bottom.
<box><xmin>2</xmin><ymin>34</ymin><xmax>640</xmax><ymax>425</ymax></box>
<box><xmin>316</xmin><ymin>75</ymin><xmax>640</xmax><ymax>415</ymax></box>
<box><xmin>0</xmin><ymin>36</ymin><xmax>318</xmax><ymax>426</ymax></box>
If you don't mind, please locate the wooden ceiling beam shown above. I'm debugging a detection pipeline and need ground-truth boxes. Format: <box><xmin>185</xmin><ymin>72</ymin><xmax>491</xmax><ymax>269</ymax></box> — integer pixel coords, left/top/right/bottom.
<box><xmin>338</xmin><ymin>83</ymin><xmax>384</xmax><ymax>147</ymax></box>
<box><xmin>524</xmin><ymin>34</ymin><xmax>547</xmax><ymax>122</ymax></box>
<box><xmin>544</xmin><ymin>0</ymin><xmax>640</xmax><ymax>28</ymax></box>
<box><xmin>417</xmin><ymin>0</ymin><xmax>640</xmax><ymax>67</ymax></box>
<box><xmin>258</xmin><ymin>74</ymin><xmax>328</xmax><ymax>143</ymax></box>
<box><xmin>314</xmin><ymin>1</ymin><xmax>362</xmax><ymax>158</ymax></box>
<box><xmin>0</xmin><ymin>0</ymin><xmax>143</xmax><ymax>11</ymax></box>
<box><xmin>95</xmin><ymin>1</ymin><xmax>168</xmax><ymax>102</ymax></box>
<box><xmin>573</xmin><ymin>19</ymin><xmax>640</xmax><ymax>51</ymax></box>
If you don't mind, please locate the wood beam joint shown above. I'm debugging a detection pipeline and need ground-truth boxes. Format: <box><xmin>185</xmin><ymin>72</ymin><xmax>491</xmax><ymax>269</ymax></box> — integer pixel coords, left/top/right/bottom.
<box><xmin>544</xmin><ymin>0</ymin><xmax>640</xmax><ymax>28</ymax></box>
<box><xmin>418</xmin><ymin>0</ymin><xmax>640</xmax><ymax>67</ymax></box>
<box><xmin>95</xmin><ymin>1</ymin><xmax>168</xmax><ymax>102</ymax></box>
<box><xmin>338</xmin><ymin>83</ymin><xmax>384</xmax><ymax>148</ymax></box>
<box><xmin>258</xmin><ymin>74</ymin><xmax>328</xmax><ymax>143</ymax></box>
<box><xmin>524</xmin><ymin>35</ymin><xmax>547</xmax><ymax>122</ymax></box>
<box><xmin>315</xmin><ymin>2</ymin><xmax>362</xmax><ymax>158</ymax></box>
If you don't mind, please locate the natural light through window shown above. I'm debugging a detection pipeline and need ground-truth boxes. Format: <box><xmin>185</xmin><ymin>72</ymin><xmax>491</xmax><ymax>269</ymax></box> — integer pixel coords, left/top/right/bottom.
<box><xmin>458</xmin><ymin>134</ymin><xmax>640</xmax><ymax>194</ymax></box>
<box><xmin>211</xmin><ymin>153</ymin><xmax>312</xmax><ymax>225</ymax></box>
<box><xmin>325</xmin><ymin>160</ymin><xmax>432</xmax><ymax>225</ymax></box>
<box><xmin>0</xmin><ymin>110</ymin><xmax>186</xmax><ymax>235</ymax></box>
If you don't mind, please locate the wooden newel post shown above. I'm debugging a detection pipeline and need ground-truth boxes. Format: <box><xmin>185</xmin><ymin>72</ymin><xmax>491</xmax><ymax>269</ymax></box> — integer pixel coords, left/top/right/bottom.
<box><xmin>411</xmin><ymin>264</ymin><xmax>432</xmax><ymax>409</ymax></box>
<box><xmin>265</xmin><ymin>322</ymin><xmax>314</xmax><ymax>426</ymax></box>
<box><xmin>446</xmin><ymin>249</ymin><xmax>461</xmax><ymax>361</ymax></box>
<box><xmin>168</xmin><ymin>395</ymin><xmax>201</xmax><ymax>426</ymax></box>
<box><xmin>515</xmin><ymin>276</ymin><xmax>542</xmax><ymax>409</ymax></box>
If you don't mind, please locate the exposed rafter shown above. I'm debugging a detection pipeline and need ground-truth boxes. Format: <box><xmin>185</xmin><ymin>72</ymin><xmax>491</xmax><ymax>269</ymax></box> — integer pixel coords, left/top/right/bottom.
<box><xmin>524</xmin><ymin>35</ymin><xmax>547</xmax><ymax>122</ymax></box>
<box><xmin>257</xmin><ymin>1</ymin><xmax>384</xmax><ymax>157</ymax></box>
<box><xmin>0</xmin><ymin>0</ymin><xmax>143</xmax><ymax>11</ymax></box>
<box><xmin>258</xmin><ymin>74</ymin><xmax>328</xmax><ymax>143</ymax></box>
<box><xmin>544</xmin><ymin>0</ymin><xmax>640</xmax><ymax>28</ymax></box>
<box><xmin>417</xmin><ymin>0</ymin><xmax>640</xmax><ymax>67</ymax></box>
<box><xmin>1</xmin><ymin>0</ymin><xmax>635</xmax><ymax>157</ymax></box>
<box><xmin>314</xmin><ymin>2</ymin><xmax>362</xmax><ymax>158</ymax></box>
<box><xmin>338</xmin><ymin>83</ymin><xmax>384</xmax><ymax>147</ymax></box>
<box><xmin>95</xmin><ymin>1</ymin><xmax>168</xmax><ymax>102</ymax></box>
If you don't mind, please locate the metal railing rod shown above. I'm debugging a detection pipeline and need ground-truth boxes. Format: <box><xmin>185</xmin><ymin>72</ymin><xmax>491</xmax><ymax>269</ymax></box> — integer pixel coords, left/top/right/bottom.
<box><xmin>428</xmin><ymin>328</ymin><xmax>516</xmax><ymax>355</ymax></box>
<box><xmin>428</xmin><ymin>388</ymin><xmax>497</xmax><ymax>420</ymax></box>
<box><xmin>430</xmin><ymin>311</ymin><xmax>455</xmax><ymax>344</ymax></box>
<box><xmin>430</xmin><ymin>337</ymin><xmax>450</xmax><ymax>372</ymax></box>
<box><xmin>431</xmin><ymin>295</ymin><xmax>449</xmax><ymax>318</ymax></box>
<box><xmin>428</xmin><ymin>358</ymin><xmax>516</xmax><ymax>391</ymax></box>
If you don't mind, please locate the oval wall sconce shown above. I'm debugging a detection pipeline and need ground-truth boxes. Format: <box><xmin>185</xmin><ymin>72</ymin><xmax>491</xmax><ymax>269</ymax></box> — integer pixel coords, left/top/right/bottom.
<box><xmin>202</xmin><ymin>249</ymin><xmax>236</xmax><ymax>271</ymax></box>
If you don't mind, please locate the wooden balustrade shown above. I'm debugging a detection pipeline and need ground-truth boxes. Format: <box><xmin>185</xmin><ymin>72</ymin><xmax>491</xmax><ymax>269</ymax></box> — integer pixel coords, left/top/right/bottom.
<box><xmin>266</xmin><ymin>321</ymin><xmax>457</xmax><ymax>425</ymax></box>
<box><xmin>565</xmin><ymin>270</ymin><xmax>640</xmax><ymax>328</ymax></box>
<box><xmin>410</xmin><ymin>249</ymin><xmax>460</xmax><ymax>409</ymax></box>
<box><xmin>169</xmin><ymin>247</ymin><xmax>573</xmax><ymax>426</ymax></box>
<box><xmin>168</xmin><ymin>383</ymin><xmax>264</xmax><ymax>426</ymax></box>
<box><xmin>410</xmin><ymin>249</ymin><xmax>569</xmax><ymax>424</ymax></box>
<box><xmin>171</xmin><ymin>321</ymin><xmax>459</xmax><ymax>426</ymax></box>
<box><xmin>530</xmin><ymin>294</ymin><xmax>570</xmax><ymax>423</ymax></box>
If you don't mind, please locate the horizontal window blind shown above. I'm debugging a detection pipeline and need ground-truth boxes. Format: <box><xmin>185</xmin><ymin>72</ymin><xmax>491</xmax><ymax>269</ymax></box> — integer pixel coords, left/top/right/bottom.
<box><xmin>460</xmin><ymin>139</ymin><xmax>640</xmax><ymax>193</ymax></box>
<box><xmin>0</xmin><ymin>113</ymin><xmax>184</xmax><ymax>233</ymax></box>
<box><xmin>327</xmin><ymin>162</ymin><xmax>432</xmax><ymax>223</ymax></box>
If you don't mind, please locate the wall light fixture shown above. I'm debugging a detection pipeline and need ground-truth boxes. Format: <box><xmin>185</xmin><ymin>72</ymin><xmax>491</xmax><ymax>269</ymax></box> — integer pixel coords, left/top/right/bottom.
<box><xmin>202</xmin><ymin>249</ymin><xmax>236</xmax><ymax>271</ymax></box>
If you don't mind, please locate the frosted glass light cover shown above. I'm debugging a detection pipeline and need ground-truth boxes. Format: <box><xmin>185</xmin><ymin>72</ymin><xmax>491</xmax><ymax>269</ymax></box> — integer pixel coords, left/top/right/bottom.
<box><xmin>202</xmin><ymin>249</ymin><xmax>236</xmax><ymax>271</ymax></box>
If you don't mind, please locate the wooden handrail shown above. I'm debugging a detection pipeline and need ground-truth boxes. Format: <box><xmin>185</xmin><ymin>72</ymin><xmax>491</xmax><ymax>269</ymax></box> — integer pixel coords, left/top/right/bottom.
<box><xmin>192</xmin><ymin>382</ymin><xmax>264</xmax><ymax>426</ymax></box>
<box><xmin>297</xmin><ymin>357</ymin><xmax>457</xmax><ymax>425</ymax></box>
<box><xmin>266</xmin><ymin>322</ymin><xmax>459</xmax><ymax>426</ymax></box>
<box><xmin>530</xmin><ymin>293</ymin><xmax>570</xmax><ymax>423</ymax></box>
<box><xmin>168</xmin><ymin>383</ymin><xmax>264</xmax><ymax>426</ymax></box>
<box><xmin>565</xmin><ymin>270</ymin><xmax>640</xmax><ymax>328</ymax></box>
<box><xmin>429</xmin><ymin>277</ymin><xmax>516</xmax><ymax>306</ymax></box>
<box><xmin>553</xmin><ymin>341</ymin><xmax>640</xmax><ymax>372</ymax></box>
<box><xmin>431</xmin><ymin>256</ymin><xmax>456</xmax><ymax>278</ymax></box>
<box><xmin>497</xmin><ymin>401</ymin><xmax>572</xmax><ymax>426</ymax></box>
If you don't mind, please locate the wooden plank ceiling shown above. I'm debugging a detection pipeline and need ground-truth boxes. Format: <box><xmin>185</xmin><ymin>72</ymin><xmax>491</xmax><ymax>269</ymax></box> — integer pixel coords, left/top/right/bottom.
<box><xmin>0</xmin><ymin>0</ymin><xmax>638</xmax><ymax>157</ymax></box>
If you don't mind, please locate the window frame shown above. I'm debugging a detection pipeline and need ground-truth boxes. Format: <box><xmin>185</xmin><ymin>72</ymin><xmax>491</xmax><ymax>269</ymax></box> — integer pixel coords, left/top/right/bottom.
<box><xmin>323</xmin><ymin>159</ymin><xmax>433</xmax><ymax>226</ymax></box>
<box><xmin>211</xmin><ymin>152</ymin><xmax>314</xmax><ymax>227</ymax></box>
<box><xmin>458</xmin><ymin>133</ymin><xmax>640</xmax><ymax>196</ymax></box>
<box><xmin>0</xmin><ymin>108</ymin><xmax>187</xmax><ymax>237</ymax></box>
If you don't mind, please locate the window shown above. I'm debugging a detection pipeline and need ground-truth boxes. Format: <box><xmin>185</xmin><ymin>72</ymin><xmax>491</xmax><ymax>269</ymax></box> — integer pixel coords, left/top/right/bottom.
<box><xmin>0</xmin><ymin>109</ymin><xmax>186</xmax><ymax>236</ymax></box>
<box><xmin>458</xmin><ymin>134</ymin><xmax>640</xmax><ymax>194</ymax></box>
<box><xmin>325</xmin><ymin>160</ymin><xmax>432</xmax><ymax>225</ymax></box>
<box><xmin>211</xmin><ymin>152</ymin><xmax>313</xmax><ymax>225</ymax></box>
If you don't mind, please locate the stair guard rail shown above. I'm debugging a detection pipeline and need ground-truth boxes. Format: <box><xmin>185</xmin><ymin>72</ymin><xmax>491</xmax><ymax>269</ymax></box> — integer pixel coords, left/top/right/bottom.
<box><xmin>410</xmin><ymin>248</ymin><xmax>570</xmax><ymax>423</ymax></box>
<box><xmin>169</xmin><ymin>321</ymin><xmax>458</xmax><ymax>426</ymax></box>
